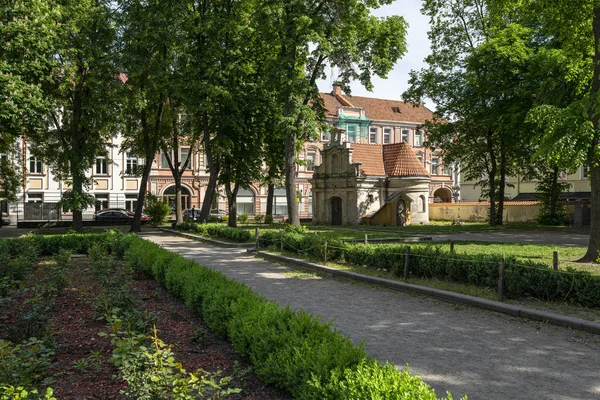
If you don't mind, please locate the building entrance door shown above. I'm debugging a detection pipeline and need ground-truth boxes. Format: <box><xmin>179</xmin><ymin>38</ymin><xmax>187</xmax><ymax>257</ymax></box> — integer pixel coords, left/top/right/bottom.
<box><xmin>331</xmin><ymin>197</ymin><xmax>342</xmax><ymax>225</ymax></box>
<box><xmin>396</xmin><ymin>199</ymin><xmax>407</xmax><ymax>226</ymax></box>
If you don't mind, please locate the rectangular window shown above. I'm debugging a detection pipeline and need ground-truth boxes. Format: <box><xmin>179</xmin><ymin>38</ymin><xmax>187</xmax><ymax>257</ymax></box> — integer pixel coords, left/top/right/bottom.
<box><xmin>321</xmin><ymin>131</ymin><xmax>330</xmax><ymax>142</ymax></box>
<box><xmin>306</xmin><ymin>152</ymin><xmax>316</xmax><ymax>171</ymax></box>
<box><xmin>431</xmin><ymin>158</ymin><xmax>440</xmax><ymax>175</ymax></box>
<box><xmin>29</xmin><ymin>156</ymin><xmax>43</xmax><ymax>174</ymax></box>
<box><xmin>126</xmin><ymin>153</ymin><xmax>138</xmax><ymax>175</ymax></box>
<box><xmin>180</xmin><ymin>148</ymin><xmax>190</xmax><ymax>169</ymax></box>
<box><xmin>346</xmin><ymin>124</ymin><xmax>358</xmax><ymax>142</ymax></box>
<box><xmin>0</xmin><ymin>153</ymin><xmax>8</xmax><ymax>162</ymax></box>
<box><xmin>95</xmin><ymin>194</ymin><xmax>109</xmax><ymax>212</ymax></box>
<box><xmin>414</xmin><ymin>130</ymin><xmax>423</xmax><ymax>147</ymax></box>
<box><xmin>583</xmin><ymin>166</ymin><xmax>590</xmax><ymax>179</ymax></box>
<box><xmin>27</xmin><ymin>193</ymin><xmax>43</xmax><ymax>203</ymax></box>
<box><xmin>401</xmin><ymin>129</ymin><xmax>410</xmax><ymax>144</ymax></box>
<box><xmin>383</xmin><ymin>128</ymin><xmax>392</xmax><ymax>144</ymax></box>
<box><xmin>443</xmin><ymin>163</ymin><xmax>451</xmax><ymax>176</ymax></box>
<box><xmin>369</xmin><ymin>127</ymin><xmax>378</xmax><ymax>144</ymax></box>
<box><xmin>160</xmin><ymin>152</ymin><xmax>170</xmax><ymax>168</ymax></box>
<box><xmin>95</xmin><ymin>157</ymin><xmax>108</xmax><ymax>175</ymax></box>
<box><xmin>125</xmin><ymin>194</ymin><xmax>138</xmax><ymax>212</ymax></box>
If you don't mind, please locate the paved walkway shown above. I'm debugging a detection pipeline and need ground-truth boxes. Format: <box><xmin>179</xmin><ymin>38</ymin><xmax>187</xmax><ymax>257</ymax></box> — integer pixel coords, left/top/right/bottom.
<box><xmin>429</xmin><ymin>230</ymin><xmax>589</xmax><ymax>247</ymax></box>
<box><xmin>140</xmin><ymin>232</ymin><xmax>600</xmax><ymax>400</ymax></box>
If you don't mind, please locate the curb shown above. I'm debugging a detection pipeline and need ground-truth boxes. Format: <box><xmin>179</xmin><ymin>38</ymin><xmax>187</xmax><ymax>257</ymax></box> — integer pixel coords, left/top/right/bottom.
<box><xmin>159</xmin><ymin>228</ymin><xmax>255</xmax><ymax>249</ymax></box>
<box><xmin>256</xmin><ymin>251</ymin><xmax>600</xmax><ymax>335</ymax></box>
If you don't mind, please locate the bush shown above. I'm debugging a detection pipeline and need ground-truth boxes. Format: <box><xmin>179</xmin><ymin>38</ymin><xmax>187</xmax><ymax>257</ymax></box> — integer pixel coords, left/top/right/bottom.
<box><xmin>264</xmin><ymin>215</ymin><xmax>274</xmax><ymax>224</ymax></box>
<box><xmin>238</xmin><ymin>212</ymin><xmax>249</xmax><ymax>224</ymax></box>
<box><xmin>174</xmin><ymin>223</ymin><xmax>251</xmax><ymax>243</ymax></box>
<box><xmin>144</xmin><ymin>193</ymin><xmax>170</xmax><ymax>226</ymax></box>
<box><xmin>121</xmin><ymin>236</ymin><xmax>446</xmax><ymax>399</ymax></box>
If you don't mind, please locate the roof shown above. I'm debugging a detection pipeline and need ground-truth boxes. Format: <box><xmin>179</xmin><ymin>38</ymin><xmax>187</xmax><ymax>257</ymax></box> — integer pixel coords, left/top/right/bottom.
<box><xmin>319</xmin><ymin>91</ymin><xmax>434</xmax><ymax>124</ymax></box>
<box><xmin>383</xmin><ymin>142</ymin><xmax>431</xmax><ymax>177</ymax></box>
<box><xmin>349</xmin><ymin>143</ymin><xmax>385</xmax><ymax>176</ymax></box>
<box><xmin>348</xmin><ymin>142</ymin><xmax>430</xmax><ymax>178</ymax></box>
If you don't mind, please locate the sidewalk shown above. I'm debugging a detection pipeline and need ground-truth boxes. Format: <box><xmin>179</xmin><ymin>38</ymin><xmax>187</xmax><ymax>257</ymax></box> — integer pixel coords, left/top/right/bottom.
<box><xmin>140</xmin><ymin>231</ymin><xmax>600</xmax><ymax>400</ymax></box>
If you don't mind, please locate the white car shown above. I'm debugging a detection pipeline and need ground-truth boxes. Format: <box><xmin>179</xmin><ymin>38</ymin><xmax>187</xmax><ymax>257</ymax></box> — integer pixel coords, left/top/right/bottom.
<box><xmin>2</xmin><ymin>213</ymin><xmax>10</xmax><ymax>225</ymax></box>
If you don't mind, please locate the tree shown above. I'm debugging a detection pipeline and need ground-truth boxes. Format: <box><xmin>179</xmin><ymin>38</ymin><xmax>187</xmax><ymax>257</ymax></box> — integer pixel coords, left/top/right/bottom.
<box><xmin>0</xmin><ymin>0</ymin><xmax>59</xmax><ymax>149</ymax></box>
<box><xmin>28</xmin><ymin>0</ymin><xmax>120</xmax><ymax>230</ymax></box>
<box><xmin>257</xmin><ymin>0</ymin><xmax>408</xmax><ymax>226</ymax></box>
<box><xmin>405</xmin><ymin>1</ymin><xmax>537</xmax><ymax>226</ymax></box>
<box><xmin>493</xmin><ymin>0</ymin><xmax>600</xmax><ymax>261</ymax></box>
<box><xmin>118</xmin><ymin>0</ymin><xmax>180</xmax><ymax>232</ymax></box>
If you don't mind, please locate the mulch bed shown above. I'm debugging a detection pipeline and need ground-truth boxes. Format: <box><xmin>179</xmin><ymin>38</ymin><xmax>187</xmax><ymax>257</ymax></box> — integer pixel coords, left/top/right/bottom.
<box><xmin>1</xmin><ymin>257</ymin><xmax>291</xmax><ymax>399</ymax></box>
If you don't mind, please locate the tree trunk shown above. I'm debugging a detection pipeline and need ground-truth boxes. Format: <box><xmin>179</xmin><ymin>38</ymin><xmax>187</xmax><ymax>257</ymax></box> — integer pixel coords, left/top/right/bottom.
<box><xmin>285</xmin><ymin>133</ymin><xmax>299</xmax><ymax>226</ymax></box>
<box><xmin>226</xmin><ymin>179</ymin><xmax>239</xmax><ymax>228</ymax></box>
<box><xmin>549</xmin><ymin>166</ymin><xmax>559</xmax><ymax>217</ymax></box>
<box><xmin>496</xmin><ymin>145</ymin><xmax>507</xmax><ymax>225</ymax></box>
<box><xmin>580</xmin><ymin>6</ymin><xmax>600</xmax><ymax>263</ymax></box>
<box><xmin>266</xmin><ymin>183</ymin><xmax>274</xmax><ymax>217</ymax></box>
<box><xmin>71</xmin><ymin>173</ymin><xmax>84</xmax><ymax>231</ymax></box>
<box><xmin>199</xmin><ymin>113</ymin><xmax>220</xmax><ymax>223</ymax></box>
<box><xmin>130</xmin><ymin>154</ymin><xmax>154</xmax><ymax>233</ymax></box>
<box><xmin>486</xmin><ymin>130</ymin><xmax>497</xmax><ymax>227</ymax></box>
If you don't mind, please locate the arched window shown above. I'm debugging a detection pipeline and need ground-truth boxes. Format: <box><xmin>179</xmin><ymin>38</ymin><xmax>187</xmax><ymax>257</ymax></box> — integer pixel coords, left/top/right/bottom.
<box><xmin>419</xmin><ymin>195</ymin><xmax>426</xmax><ymax>213</ymax></box>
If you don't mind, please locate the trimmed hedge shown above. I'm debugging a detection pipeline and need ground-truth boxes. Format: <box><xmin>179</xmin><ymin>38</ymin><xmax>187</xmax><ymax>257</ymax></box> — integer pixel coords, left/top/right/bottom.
<box><xmin>263</xmin><ymin>231</ymin><xmax>600</xmax><ymax>308</ymax></box>
<box><xmin>174</xmin><ymin>222</ymin><xmax>252</xmax><ymax>243</ymax></box>
<box><xmin>122</xmin><ymin>235</ymin><xmax>454</xmax><ymax>399</ymax></box>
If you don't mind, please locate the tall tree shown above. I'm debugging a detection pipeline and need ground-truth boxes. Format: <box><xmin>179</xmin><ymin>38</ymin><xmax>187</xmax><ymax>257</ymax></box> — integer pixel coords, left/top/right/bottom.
<box><xmin>405</xmin><ymin>1</ymin><xmax>536</xmax><ymax>226</ymax></box>
<box><xmin>257</xmin><ymin>0</ymin><xmax>408</xmax><ymax>226</ymax></box>
<box><xmin>118</xmin><ymin>0</ymin><xmax>179</xmax><ymax>232</ymax></box>
<box><xmin>28</xmin><ymin>0</ymin><xmax>120</xmax><ymax>230</ymax></box>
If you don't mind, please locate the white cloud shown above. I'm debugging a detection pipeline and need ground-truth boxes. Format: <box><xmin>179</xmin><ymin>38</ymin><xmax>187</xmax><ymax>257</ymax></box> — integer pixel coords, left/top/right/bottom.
<box><xmin>316</xmin><ymin>0</ymin><xmax>433</xmax><ymax>106</ymax></box>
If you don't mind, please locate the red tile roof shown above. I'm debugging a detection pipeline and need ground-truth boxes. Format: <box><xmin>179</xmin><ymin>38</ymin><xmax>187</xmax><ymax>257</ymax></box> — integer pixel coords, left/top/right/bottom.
<box><xmin>349</xmin><ymin>142</ymin><xmax>430</xmax><ymax>178</ymax></box>
<box><xmin>383</xmin><ymin>142</ymin><xmax>431</xmax><ymax>177</ymax></box>
<box><xmin>349</xmin><ymin>144</ymin><xmax>385</xmax><ymax>176</ymax></box>
<box><xmin>319</xmin><ymin>91</ymin><xmax>434</xmax><ymax>124</ymax></box>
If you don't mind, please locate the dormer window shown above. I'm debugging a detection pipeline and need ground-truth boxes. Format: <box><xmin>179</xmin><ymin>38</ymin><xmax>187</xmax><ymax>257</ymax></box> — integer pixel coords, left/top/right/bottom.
<box><xmin>392</xmin><ymin>106</ymin><xmax>401</xmax><ymax>113</ymax></box>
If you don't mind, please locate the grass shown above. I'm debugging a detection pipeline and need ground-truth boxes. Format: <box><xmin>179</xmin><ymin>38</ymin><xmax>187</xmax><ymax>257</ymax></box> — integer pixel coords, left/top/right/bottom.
<box><xmin>265</xmin><ymin>247</ymin><xmax>600</xmax><ymax>323</ymax></box>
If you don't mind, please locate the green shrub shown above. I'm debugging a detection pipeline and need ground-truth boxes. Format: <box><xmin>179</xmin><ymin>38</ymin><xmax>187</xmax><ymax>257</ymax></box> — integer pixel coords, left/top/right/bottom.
<box><xmin>145</xmin><ymin>193</ymin><xmax>171</xmax><ymax>226</ymax></box>
<box><xmin>174</xmin><ymin>223</ymin><xmax>251</xmax><ymax>243</ymax></box>
<box><xmin>238</xmin><ymin>212</ymin><xmax>249</xmax><ymax>224</ymax></box>
<box><xmin>264</xmin><ymin>215</ymin><xmax>274</xmax><ymax>224</ymax></box>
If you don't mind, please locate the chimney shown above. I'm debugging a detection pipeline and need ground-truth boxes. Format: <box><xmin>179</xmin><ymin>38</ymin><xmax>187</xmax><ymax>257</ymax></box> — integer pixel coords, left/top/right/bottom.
<box><xmin>332</xmin><ymin>84</ymin><xmax>342</xmax><ymax>96</ymax></box>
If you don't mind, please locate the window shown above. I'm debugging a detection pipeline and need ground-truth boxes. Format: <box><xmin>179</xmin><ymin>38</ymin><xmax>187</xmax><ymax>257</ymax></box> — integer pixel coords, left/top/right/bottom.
<box><xmin>125</xmin><ymin>194</ymin><xmax>138</xmax><ymax>212</ymax></box>
<box><xmin>369</xmin><ymin>127</ymin><xmax>378</xmax><ymax>144</ymax></box>
<box><xmin>583</xmin><ymin>166</ymin><xmax>590</xmax><ymax>179</ymax></box>
<box><xmin>0</xmin><ymin>153</ymin><xmax>8</xmax><ymax>162</ymax></box>
<box><xmin>126</xmin><ymin>153</ymin><xmax>138</xmax><ymax>175</ymax></box>
<box><xmin>321</xmin><ymin>131</ymin><xmax>330</xmax><ymax>142</ymax></box>
<box><xmin>235</xmin><ymin>188</ymin><xmax>255</xmax><ymax>215</ymax></box>
<box><xmin>27</xmin><ymin>193</ymin><xmax>43</xmax><ymax>203</ymax></box>
<box><xmin>443</xmin><ymin>164</ymin><xmax>451</xmax><ymax>176</ymax></box>
<box><xmin>401</xmin><ymin>129</ymin><xmax>410</xmax><ymax>144</ymax></box>
<box><xmin>417</xmin><ymin>153</ymin><xmax>424</xmax><ymax>164</ymax></box>
<box><xmin>29</xmin><ymin>156</ymin><xmax>43</xmax><ymax>174</ymax></box>
<box><xmin>95</xmin><ymin>157</ymin><xmax>108</xmax><ymax>175</ymax></box>
<box><xmin>431</xmin><ymin>158</ymin><xmax>440</xmax><ymax>175</ymax></box>
<box><xmin>383</xmin><ymin>128</ymin><xmax>392</xmax><ymax>144</ymax></box>
<box><xmin>306</xmin><ymin>151</ymin><xmax>316</xmax><ymax>171</ymax></box>
<box><xmin>414</xmin><ymin>130</ymin><xmax>423</xmax><ymax>147</ymax></box>
<box><xmin>95</xmin><ymin>194</ymin><xmax>109</xmax><ymax>211</ymax></box>
<box><xmin>180</xmin><ymin>147</ymin><xmax>190</xmax><ymax>169</ymax></box>
<box><xmin>274</xmin><ymin>188</ymin><xmax>287</xmax><ymax>215</ymax></box>
<box><xmin>346</xmin><ymin>124</ymin><xmax>358</xmax><ymax>142</ymax></box>
<box><xmin>160</xmin><ymin>152</ymin><xmax>170</xmax><ymax>168</ymax></box>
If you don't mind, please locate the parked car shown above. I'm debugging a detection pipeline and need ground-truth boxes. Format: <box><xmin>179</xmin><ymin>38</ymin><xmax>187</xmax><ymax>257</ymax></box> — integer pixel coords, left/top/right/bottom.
<box><xmin>94</xmin><ymin>210</ymin><xmax>133</xmax><ymax>221</ymax></box>
<box><xmin>210</xmin><ymin>209</ymin><xmax>227</xmax><ymax>222</ymax></box>
<box><xmin>2</xmin><ymin>212</ymin><xmax>10</xmax><ymax>226</ymax></box>
<box><xmin>95</xmin><ymin>208</ymin><xmax>147</xmax><ymax>221</ymax></box>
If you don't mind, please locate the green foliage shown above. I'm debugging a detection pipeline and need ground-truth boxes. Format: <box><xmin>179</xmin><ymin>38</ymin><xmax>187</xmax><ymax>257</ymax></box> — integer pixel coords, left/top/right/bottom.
<box><xmin>145</xmin><ymin>193</ymin><xmax>171</xmax><ymax>227</ymax></box>
<box><xmin>311</xmin><ymin>361</ymin><xmax>455</xmax><ymax>400</ymax></box>
<box><xmin>0</xmin><ymin>338</ymin><xmax>54</xmax><ymax>388</ymax></box>
<box><xmin>264</xmin><ymin>215</ymin><xmax>274</xmax><ymax>224</ymax></box>
<box><xmin>535</xmin><ymin>170</ymin><xmax>571</xmax><ymax>226</ymax></box>
<box><xmin>174</xmin><ymin>222</ymin><xmax>252</xmax><ymax>243</ymax></box>
<box><xmin>238</xmin><ymin>212</ymin><xmax>249</xmax><ymax>224</ymax></box>
<box><xmin>0</xmin><ymin>386</ymin><xmax>55</xmax><ymax>400</ymax></box>
<box><xmin>254</xmin><ymin>214</ymin><xmax>264</xmax><ymax>224</ymax></box>
<box><xmin>122</xmin><ymin>235</ymin><xmax>445</xmax><ymax>399</ymax></box>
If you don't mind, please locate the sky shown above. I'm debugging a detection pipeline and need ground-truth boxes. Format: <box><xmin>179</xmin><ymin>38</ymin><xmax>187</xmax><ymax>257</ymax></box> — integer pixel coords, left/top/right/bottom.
<box><xmin>316</xmin><ymin>0</ymin><xmax>432</xmax><ymax>106</ymax></box>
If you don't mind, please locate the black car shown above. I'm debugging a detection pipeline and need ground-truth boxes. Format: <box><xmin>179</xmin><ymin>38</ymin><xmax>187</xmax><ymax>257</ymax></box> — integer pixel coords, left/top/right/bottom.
<box><xmin>94</xmin><ymin>210</ymin><xmax>133</xmax><ymax>221</ymax></box>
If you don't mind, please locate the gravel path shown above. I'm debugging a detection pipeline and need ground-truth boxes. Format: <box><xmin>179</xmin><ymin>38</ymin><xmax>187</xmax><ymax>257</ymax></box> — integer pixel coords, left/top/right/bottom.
<box><xmin>140</xmin><ymin>232</ymin><xmax>600</xmax><ymax>400</ymax></box>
